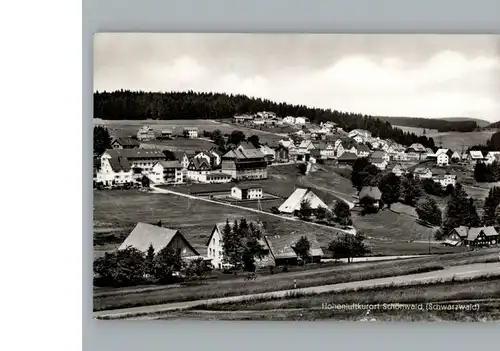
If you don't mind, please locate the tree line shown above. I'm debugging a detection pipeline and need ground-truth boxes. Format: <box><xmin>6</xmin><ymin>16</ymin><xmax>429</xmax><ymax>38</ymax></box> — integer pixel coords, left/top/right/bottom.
<box><xmin>94</xmin><ymin>90</ymin><xmax>435</xmax><ymax>148</ymax></box>
<box><xmin>376</xmin><ymin>116</ymin><xmax>479</xmax><ymax>133</ymax></box>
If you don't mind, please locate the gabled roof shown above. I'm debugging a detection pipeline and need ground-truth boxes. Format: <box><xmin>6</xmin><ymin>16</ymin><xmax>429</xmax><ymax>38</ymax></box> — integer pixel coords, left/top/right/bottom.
<box><xmin>370</xmin><ymin>150</ymin><xmax>386</xmax><ymax>159</ymax></box>
<box><xmin>356</xmin><ymin>144</ymin><xmax>371</xmax><ymax>153</ymax></box>
<box><xmin>435</xmin><ymin>148</ymin><xmax>450</xmax><ymax>156</ymax></box>
<box><xmin>467</xmin><ymin>226</ymin><xmax>498</xmax><ymax>241</ymax></box>
<box><xmin>259</xmin><ymin>145</ymin><xmax>275</xmax><ymax>155</ymax></box>
<box><xmin>119</xmin><ymin>222</ymin><xmax>199</xmax><ymax>255</ymax></box>
<box><xmin>237</xmin><ymin>142</ymin><xmax>257</xmax><ymax>150</ymax></box>
<box><xmin>188</xmin><ymin>158</ymin><xmax>211</xmax><ymax>171</ymax></box>
<box><xmin>112</xmin><ymin>137</ymin><xmax>140</xmax><ymax>147</ymax></box>
<box><xmin>232</xmin><ymin>184</ymin><xmax>263</xmax><ymax>190</ymax></box>
<box><xmin>108</xmin><ymin>155</ymin><xmax>131</xmax><ymax>172</ymax></box>
<box><xmin>105</xmin><ymin>148</ymin><xmax>166</xmax><ymax>159</ymax></box>
<box><xmin>470</xmin><ymin>150</ymin><xmax>484</xmax><ymax>159</ymax></box>
<box><xmin>337</xmin><ymin>152</ymin><xmax>358</xmax><ymax>161</ymax></box>
<box><xmin>173</xmin><ymin>151</ymin><xmax>194</xmax><ymax>161</ymax></box>
<box><xmin>278</xmin><ymin>188</ymin><xmax>328</xmax><ymax>214</ymax></box>
<box><xmin>451</xmin><ymin>226</ymin><xmax>469</xmax><ymax>238</ymax></box>
<box><xmin>223</xmin><ymin>147</ymin><xmax>265</xmax><ymax>160</ymax></box>
<box><xmin>371</xmin><ymin>158</ymin><xmax>385</xmax><ymax>164</ymax></box>
<box><xmin>209</xmin><ymin>148</ymin><xmax>223</xmax><ymax>157</ymax></box>
<box><xmin>265</xmin><ymin>233</ymin><xmax>324</xmax><ymax>259</ymax></box>
<box><xmin>359</xmin><ymin>186</ymin><xmax>382</xmax><ymax>200</ymax></box>
<box><xmin>206</xmin><ymin>221</ymin><xmax>267</xmax><ymax>246</ymax></box>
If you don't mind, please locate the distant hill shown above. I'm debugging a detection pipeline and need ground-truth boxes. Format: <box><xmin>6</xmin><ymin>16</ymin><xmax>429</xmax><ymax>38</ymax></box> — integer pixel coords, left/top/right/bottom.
<box><xmin>438</xmin><ymin>117</ymin><xmax>491</xmax><ymax>127</ymax></box>
<box><xmin>375</xmin><ymin>116</ymin><xmax>479</xmax><ymax>133</ymax></box>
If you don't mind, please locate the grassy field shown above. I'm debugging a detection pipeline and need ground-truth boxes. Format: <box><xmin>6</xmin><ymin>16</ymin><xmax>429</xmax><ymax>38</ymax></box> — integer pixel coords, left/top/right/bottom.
<box><xmin>93</xmin><ymin>249</ymin><xmax>499</xmax><ymax>312</ymax></box>
<box><xmin>98</xmin><ymin>119</ymin><xmax>284</xmax><ymax>145</ymax></box>
<box><xmin>93</xmin><ymin>188</ymin><xmax>346</xmax><ymax>258</ymax></box>
<box><xmin>140</xmin><ymin>138</ymin><xmax>215</xmax><ymax>152</ymax></box>
<box><xmin>169</xmin><ymin>277</ymin><xmax>500</xmax><ymax>321</ymax></box>
<box><xmin>394</xmin><ymin>125</ymin><xmax>495</xmax><ymax>150</ymax></box>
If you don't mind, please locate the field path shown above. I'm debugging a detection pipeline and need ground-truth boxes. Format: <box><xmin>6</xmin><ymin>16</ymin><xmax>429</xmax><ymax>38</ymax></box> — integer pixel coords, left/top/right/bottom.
<box><xmin>150</xmin><ymin>185</ymin><xmax>356</xmax><ymax>235</ymax></box>
<box><xmin>94</xmin><ymin>262</ymin><xmax>500</xmax><ymax>319</ymax></box>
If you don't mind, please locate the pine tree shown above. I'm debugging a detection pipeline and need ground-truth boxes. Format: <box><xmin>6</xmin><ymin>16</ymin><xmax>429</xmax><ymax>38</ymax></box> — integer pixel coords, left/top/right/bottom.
<box><xmin>401</xmin><ymin>176</ymin><xmax>423</xmax><ymax>206</ymax></box>
<box><xmin>416</xmin><ymin>197</ymin><xmax>442</xmax><ymax>226</ymax></box>
<box><xmin>442</xmin><ymin>183</ymin><xmax>472</xmax><ymax>236</ymax></box>
<box><xmin>145</xmin><ymin>243</ymin><xmax>155</xmax><ymax>276</ymax></box>
<box><xmin>465</xmin><ymin>198</ymin><xmax>480</xmax><ymax>227</ymax></box>
<box><xmin>482</xmin><ymin>187</ymin><xmax>500</xmax><ymax>226</ymax></box>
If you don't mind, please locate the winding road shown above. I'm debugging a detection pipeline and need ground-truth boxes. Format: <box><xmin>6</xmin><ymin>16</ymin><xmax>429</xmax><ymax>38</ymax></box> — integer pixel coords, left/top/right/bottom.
<box><xmin>94</xmin><ymin>262</ymin><xmax>500</xmax><ymax>319</ymax></box>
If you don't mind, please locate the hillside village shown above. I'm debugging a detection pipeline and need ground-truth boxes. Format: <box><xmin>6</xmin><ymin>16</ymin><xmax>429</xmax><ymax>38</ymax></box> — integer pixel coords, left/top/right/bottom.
<box><xmin>93</xmin><ymin>110</ymin><xmax>500</xmax><ymax>281</ymax></box>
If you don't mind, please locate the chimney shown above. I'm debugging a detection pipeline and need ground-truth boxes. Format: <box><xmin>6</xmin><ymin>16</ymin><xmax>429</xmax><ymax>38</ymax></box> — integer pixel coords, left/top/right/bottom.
<box><xmin>157</xmin><ymin>220</ymin><xmax>162</xmax><ymax>227</ymax></box>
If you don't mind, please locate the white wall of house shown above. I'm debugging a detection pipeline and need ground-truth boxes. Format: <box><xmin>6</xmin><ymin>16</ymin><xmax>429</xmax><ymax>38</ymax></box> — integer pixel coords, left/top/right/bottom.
<box><xmin>207</xmin><ymin>227</ymin><xmax>224</xmax><ymax>269</ymax></box>
<box><xmin>437</xmin><ymin>154</ymin><xmax>449</xmax><ymax>166</ymax></box>
<box><xmin>96</xmin><ymin>155</ymin><xmax>133</xmax><ymax>185</ymax></box>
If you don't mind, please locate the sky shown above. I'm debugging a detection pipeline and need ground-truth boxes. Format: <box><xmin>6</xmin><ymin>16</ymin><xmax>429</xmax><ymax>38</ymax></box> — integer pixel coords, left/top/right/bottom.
<box><xmin>94</xmin><ymin>34</ymin><xmax>500</xmax><ymax>122</ymax></box>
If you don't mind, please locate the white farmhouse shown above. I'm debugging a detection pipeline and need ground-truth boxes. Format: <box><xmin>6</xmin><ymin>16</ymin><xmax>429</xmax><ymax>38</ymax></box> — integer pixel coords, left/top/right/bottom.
<box><xmin>183</xmin><ymin>127</ymin><xmax>199</xmax><ymax>138</ymax></box>
<box><xmin>433</xmin><ymin>173</ymin><xmax>457</xmax><ymax>188</ymax></box>
<box><xmin>283</xmin><ymin>116</ymin><xmax>296</xmax><ymax>124</ymax></box>
<box><xmin>278</xmin><ymin>188</ymin><xmax>328</xmax><ymax>214</ymax></box>
<box><xmin>295</xmin><ymin>117</ymin><xmax>310</xmax><ymax>125</ymax></box>
<box><xmin>435</xmin><ymin>149</ymin><xmax>451</xmax><ymax>166</ymax></box>
<box><xmin>151</xmin><ymin>160</ymin><xmax>184</xmax><ymax>184</ymax></box>
<box><xmin>231</xmin><ymin>185</ymin><xmax>263</xmax><ymax>200</ymax></box>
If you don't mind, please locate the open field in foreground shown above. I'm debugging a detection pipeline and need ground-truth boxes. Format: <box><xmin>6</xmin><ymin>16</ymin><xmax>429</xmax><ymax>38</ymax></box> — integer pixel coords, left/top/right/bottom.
<box><xmin>159</xmin><ymin>277</ymin><xmax>500</xmax><ymax>322</ymax></box>
<box><xmin>93</xmin><ymin>249</ymin><xmax>499</xmax><ymax>312</ymax></box>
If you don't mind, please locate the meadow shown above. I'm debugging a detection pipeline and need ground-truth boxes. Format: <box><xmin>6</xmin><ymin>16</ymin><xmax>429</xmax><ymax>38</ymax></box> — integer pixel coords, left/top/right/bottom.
<box><xmin>394</xmin><ymin>125</ymin><xmax>495</xmax><ymax>150</ymax></box>
<box><xmin>93</xmin><ymin>249</ymin><xmax>499</xmax><ymax>312</ymax></box>
<box><xmin>98</xmin><ymin>119</ymin><xmax>284</xmax><ymax>145</ymax></box>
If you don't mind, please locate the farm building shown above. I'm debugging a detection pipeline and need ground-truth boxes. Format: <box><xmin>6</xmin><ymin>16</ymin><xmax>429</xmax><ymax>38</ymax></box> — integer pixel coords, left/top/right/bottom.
<box><xmin>137</xmin><ymin>125</ymin><xmax>156</xmax><ymax>141</ymax></box>
<box><xmin>392</xmin><ymin>164</ymin><xmax>408</xmax><ymax>177</ymax></box>
<box><xmin>97</xmin><ymin>148</ymin><xmax>167</xmax><ymax>185</ymax></box>
<box><xmin>484</xmin><ymin>151</ymin><xmax>500</xmax><ymax>165</ymax></box>
<box><xmin>151</xmin><ymin>160</ymin><xmax>184</xmax><ymax>184</ymax></box>
<box><xmin>173</xmin><ymin>151</ymin><xmax>194</xmax><ymax>170</ymax></box>
<box><xmin>468</xmin><ymin>151</ymin><xmax>485</xmax><ymax>164</ymax></box>
<box><xmin>186</xmin><ymin>158</ymin><xmax>212</xmax><ymax>183</ymax></box>
<box><xmin>444</xmin><ymin>226</ymin><xmax>499</xmax><ymax>247</ymax></box>
<box><xmin>119</xmin><ymin>222</ymin><xmax>200</xmax><ymax>259</ymax></box>
<box><xmin>356</xmin><ymin>144</ymin><xmax>371</xmax><ymax>158</ymax></box>
<box><xmin>206</xmin><ymin>221</ymin><xmax>274</xmax><ymax>269</ymax></box>
<box><xmin>183</xmin><ymin>127</ymin><xmax>199</xmax><ymax>138</ymax></box>
<box><xmin>265</xmin><ymin>233</ymin><xmax>324</xmax><ymax>266</ymax></box>
<box><xmin>111</xmin><ymin>137</ymin><xmax>140</xmax><ymax>149</ymax></box>
<box><xmin>221</xmin><ymin>144</ymin><xmax>268</xmax><ymax>180</ymax></box>
<box><xmin>295</xmin><ymin>116</ymin><xmax>310</xmax><ymax>124</ymax></box>
<box><xmin>161</xmin><ymin>129</ymin><xmax>173</xmax><ymax>139</ymax></box>
<box><xmin>259</xmin><ymin>144</ymin><xmax>276</xmax><ymax>163</ymax></box>
<box><xmin>274</xmin><ymin>144</ymin><xmax>290</xmax><ymax>163</ymax></box>
<box><xmin>336</xmin><ymin>152</ymin><xmax>358</xmax><ymax>167</ymax></box>
<box><xmin>231</xmin><ymin>185</ymin><xmax>263</xmax><ymax>200</ymax></box>
<box><xmin>278</xmin><ymin>188</ymin><xmax>328</xmax><ymax>214</ymax></box>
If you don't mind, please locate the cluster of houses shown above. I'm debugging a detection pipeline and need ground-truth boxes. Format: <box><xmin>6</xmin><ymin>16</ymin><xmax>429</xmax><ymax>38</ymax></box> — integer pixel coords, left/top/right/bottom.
<box><xmin>136</xmin><ymin>125</ymin><xmax>199</xmax><ymax>141</ymax></box>
<box><xmin>445</xmin><ymin>226</ymin><xmax>499</xmax><ymax>247</ymax></box>
<box><xmin>119</xmin><ymin>220</ymin><xmax>324</xmax><ymax>270</ymax></box>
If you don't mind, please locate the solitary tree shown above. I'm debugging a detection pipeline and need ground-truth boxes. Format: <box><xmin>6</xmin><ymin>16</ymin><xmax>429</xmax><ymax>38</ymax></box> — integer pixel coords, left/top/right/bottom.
<box><xmin>328</xmin><ymin>233</ymin><xmax>370</xmax><ymax>263</ymax></box>
<box><xmin>228</xmin><ymin>130</ymin><xmax>246</xmax><ymax>146</ymax></box>
<box><xmin>248</xmin><ymin>135</ymin><xmax>260</xmax><ymax>148</ymax></box>
<box><xmin>495</xmin><ymin>205</ymin><xmax>500</xmax><ymax>226</ymax></box>
<box><xmin>360</xmin><ymin>196</ymin><xmax>378</xmax><ymax>214</ymax></box>
<box><xmin>401</xmin><ymin>176</ymin><xmax>422</xmax><ymax>206</ymax></box>
<box><xmin>380</xmin><ymin>173</ymin><xmax>401</xmax><ymax>209</ymax></box>
<box><xmin>145</xmin><ymin>244</ymin><xmax>155</xmax><ymax>277</ymax></box>
<box><xmin>334</xmin><ymin>200</ymin><xmax>351</xmax><ymax>222</ymax></box>
<box><xmin>294</xmin><ymin>236</ymin><xmax>311</xmax><ymax>265</ymax></box>
<box><xmin>298</xmin><ymin>198</ymin><xmax>313</xmax><ymax>219</ymax></box>
<box><xmin>93</xmin><ymin>246</ymin><xmax>146</xmax><ymax>286</ymax></box>
<box><xmin>141</xmin><ymin>175</ymin><xmax>150</xmax><ymax>188</ymax></box>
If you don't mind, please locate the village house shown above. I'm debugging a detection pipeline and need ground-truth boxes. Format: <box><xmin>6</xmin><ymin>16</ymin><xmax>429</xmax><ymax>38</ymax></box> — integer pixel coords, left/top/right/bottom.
<box><xmin>336</xmin><ymin>152</ymin><xmax>358</xmax><ymax>167</ymax></box>
<box><xmin>97</xmin><ymin>148</ymin><xmax>167</xmax><ymax>185</ymax></box>
<box><xmin>111</xmin><ymin>137</ymin><xmax>140</xmax><ymax>149</ymax></box>
<box><xmin>273</xmin><ymin>144</ymin><xmax>290</xmax><ymax>163</ymax></box>
<box><xmin>193</xmin><ymin>151</ymin><xmax>212</xmax><ymax>165</ymax></box>
<box><xmin>432</xmin><ymin>172</ymin><xmax>457</xmax><ymax>188</ymax></box>
<box><xmin>160</xmin><ymin>129</ymin><xmax>173</xmax><ymax>139</ymax></box>
<box><xmin>468</xmin><ymin>150</ymin><xmax>484</xmax><ymax>164</ymax></box>
<box><xmin>370</xmin><ymin>150</ymin><xmax>390</xmax><ymax>163</ymax></box>
<box><xmin>119</xmin><ymin>222</ymin><xmax>201</xmax><ymax>263</ymax></box>
<box><xmin>312</xmin><ymin>141</ymin><xmax>336</xmax><ymax>159</ymax></box>
<box><xmin>252</xmin><ymin>119</ymin><xmax>266</xmax><ymax>126</ymax></box>
<box><xmin>371</xmin><ymin>157</ymin><xmax>388</xmax><ymax>170</ymax></box>
<box><xmin>352</xmin><ymin>135</ymin><xmax>364</xmax><ymax>143</ymax></box>
<box><xmin>173</xmin><ymin>151</ymin><xmax>193</xmax><ymax>170</ymax></box>
<box><xmin>208</xmin><ymin>148</ymin><xmax>223</xmax><ymax>168</ymax></box>
<box><xmin>206</xmin><ymin>221</ymin><xmax>273</xmax><ymax>269</ymax></box>
<box><xmin>279</xmin><ymin>138</ymin><xmax>295</xmax><ymax>149</ymax></box>
<box><xmin>186</xmin><ymin>158</ymin><xmax>212</xmax><ymax>183</ymax></box>
<box><xmin>259</xmin><ymin>144</ymin><xmax>276</xmax><ymax>164</ymax></box>
<box><xmin>392</xmin><ymin>164</ymin><xmax>408</xmax><ymax>177</ymax></box>
<box><xmin>265</xmin><ymin>233</ymin><xmax>324</xmax><ymax>266</ymax></box>
<box><xmin>278</xmin><ymin>188</ymin><xmax>328</xmax><ymax>215</ymax></box>
<box><xmin>221</xmin><ymin>144</ymin><xmax>268</xmax><ymax>180</ymax></box>
<box><xmin>183</xmin><ymin>127</ymin><xmax>199</xmax><ymax>138</ymax></box>
<box><xmin>231</xmin><ymin>184</ymin><xmax>263</xmax><ymax>200</ymax></box>
<box><xmin>283</xmin><ymin>116</ymin><xmax>296</xmax><ymax>124</ymax></box>
<box><xmin>359</xmin><ymin>186</ymin><xmax>382</xmax><ymax>208</ymax></box>
<box><xmin>256</xmin><ymin>111</ymin><xmax>277</xmax><ymax>119</ymax></box>
<box><xmin>435</xmin><ymin>149</ymin><xmax>452</xmax><ymax>166</ymax></box>
<box><xmin>136</xmin><ymin>125</ymin><xmax>156</xmax><ymax>141</ymax></box>
<box><xmin>151</xmin><ymin>160</ymin><xmax>184</xmax><ymax>184</ymax></box>
<box><xmin>233</xmin><ymin>114</ymin><xmax>254</xmax><ymax>123</ymax></box>
<box><xmin>348</xmin><ymin>129</ymin><xmax>371</xmax><ymax>139</ymax></box>
<box><xmin>356</xmin><ymin>144</ymin><xmax>371</xmax><ymax>158</ymax></box>
<box><xmin>412</xmin><ymin>167</ymin><xmax>433</xmax><ymax>180</ymax></box>
<box><xmin>451</xmin><ymin>151</ymin><xmax>461</xmax><ymax>163</ymax></box>
<box><xmin>295</xmin><ymin>116</ymin><xmax>310</xmax><ymax>125</ymax></box>
<box><xmin>445</xmin><ymin>226</ymin><xmax>499</xmax><ymax>247</ymax></box>
<box><xmin>336</xmin><ymin>142</ymin><xmax>357</xmax><ymax>158</ymax></box>
<box><xmin>205</xmin><ymin>171</ymin><xmax>232</xmax><ymax>184</ymax></box>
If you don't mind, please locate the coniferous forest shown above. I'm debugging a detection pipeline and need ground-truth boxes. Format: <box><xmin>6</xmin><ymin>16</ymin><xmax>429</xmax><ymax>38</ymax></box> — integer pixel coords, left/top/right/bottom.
<box><xmin>94</xmin><ymin>90</ymin><xmax>435</xmax><ymax>148</ymax></box>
